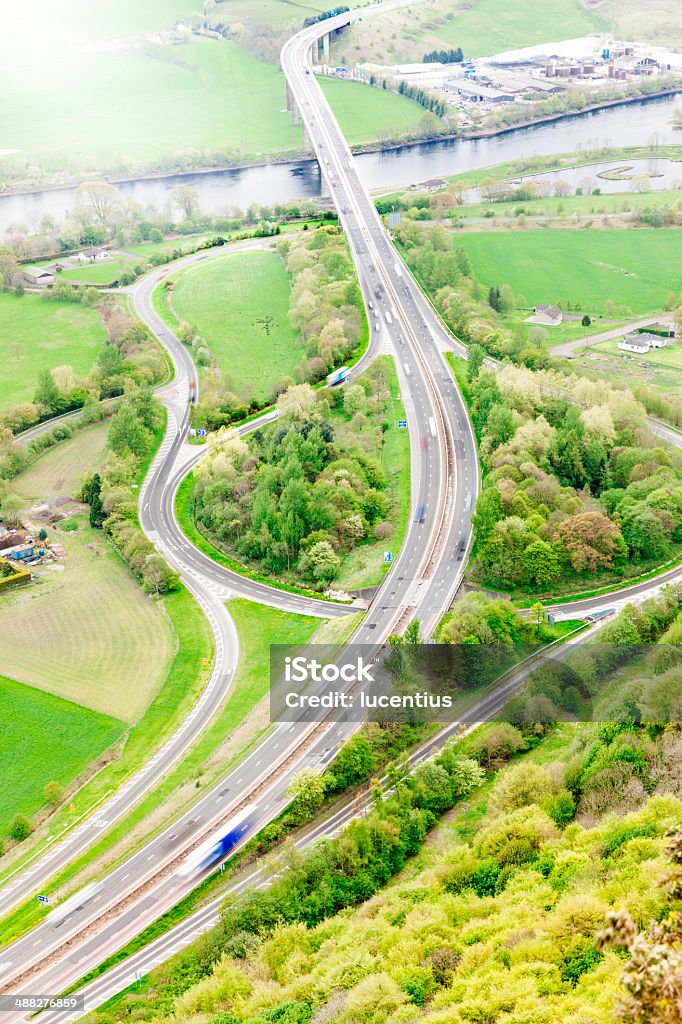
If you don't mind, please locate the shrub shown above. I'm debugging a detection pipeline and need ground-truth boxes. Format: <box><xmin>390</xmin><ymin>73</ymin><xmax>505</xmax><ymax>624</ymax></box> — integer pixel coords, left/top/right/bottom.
<box><xmin>9</xmin><ymin>814</ymin><xmax>32</xmax><ymax>841</ymax></box>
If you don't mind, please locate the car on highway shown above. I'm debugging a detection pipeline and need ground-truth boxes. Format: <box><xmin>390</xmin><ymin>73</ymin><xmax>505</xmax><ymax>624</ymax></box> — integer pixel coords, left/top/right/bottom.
<box><xmin>415</xmin><ymin>502</ymin><xmax>425</xmax><ymax>523</ymax></box>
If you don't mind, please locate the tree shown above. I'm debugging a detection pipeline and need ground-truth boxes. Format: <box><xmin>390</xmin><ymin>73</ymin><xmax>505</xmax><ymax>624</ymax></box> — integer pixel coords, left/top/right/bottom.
<box><xmin>74</xmin><ymin>181</ymin><xmax>122</xmax><ymax>226</ymax></box>
<box><xmin>33</xmin><ymin>369</ymin><xmax>62</xmax><ymax>415</ymax></box>
<box><xmin>171</xmin><ymin>185</ymin><xmax>201</xmax><ymax>220</ymax></box>
<box><xmin>522</xmin><ymin>541</ymin><xmax>561</xmax><ymax>587</ymax></box>
<box><xmin>85</xmin><ymin>473</ymin><xmax>105</xmax><ymax>528</ymax></box>
<box><xmin>303</xmin><ymin>540</ymin><xmax>340</xmax><ymax>583</ymax></box>
<box><xmin>486</xmin><ymin>404</ymin><xmax>514</xmax><ymax>447</ymax></box>
<box><xmin>329</xmin><ymin>735</ymin><xmax>377</xmax><ymax>789</ymax></box>
<box><xmin>554</xmin><ymin>511</ymin><xmax>626</xmax><ymax>574</ymax></box>
<box><xmin>582</xmin><ymin>314</ymin><xmax>591</xmax><ymax>327</ymax></box>
<box><xmin>343</xmin><ymin>384</ymin><xmax>367</xmax><ymax>416</ymax></box>
<box><xmin>44</xmin><ymin>780</ymin><xmax>65</xmax><ymax>806</ymax></box>
<box><xmin>621</xmin><ymin>505</ymin><xmax>670</xmax><ymax>560</ymax></box>
<box><xmin>108</xmin><ymin>405</ymin><xmax>152</xmax><ymax>457</ymax></box>
<box><xmin>598</xmin><ymin>827</ymin><xmax>682</xmax><ymax>1024</ymax></box>
<box><xmin>286</xmin><ymin>769</ymin><xmax>326</xmax><ymax>822</ymax></box>
<box><xmin>472</xmin><ymin>482</ymin><xmax>504</xmax><ymax>545</ymax></box>
<box><xmin>276</xmin><ymin>384</ymin><xmax>317</xmax><ymax>424</ymax></box>
<box><xmin>9</xmin><ymin>814</ymin><xmax>32</xmax><ymax>841</ymax></box>
<box><xmin>467</xmin><ymin>343</ymin><xmax>485</xmax><ymax>380</ymax></box>
<box><xmin>142</xmin><ymin>554</ymin><xmax>180</xmax><ymax>594</ymax></box>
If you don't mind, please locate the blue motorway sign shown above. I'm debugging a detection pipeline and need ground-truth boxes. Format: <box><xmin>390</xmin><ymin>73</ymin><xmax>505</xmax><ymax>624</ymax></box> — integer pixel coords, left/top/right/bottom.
<box><xmin>397</xmin><ymin>419</ymin><xmax>407</xmax><ymax>429</ymax></box>
<box><xmin>196</xmin><ymin>429</ymin><xmax>207</xmax><ymax>437</ymax></box>
<box><xmin>38</xmin><ymin>894</ymin><xmax>49</xmax><ymax>904</ymax></box>
<box><xmin>383</xmin><ymin>551</ymin><xmax>393</xmax><ymax>564</ymax></box>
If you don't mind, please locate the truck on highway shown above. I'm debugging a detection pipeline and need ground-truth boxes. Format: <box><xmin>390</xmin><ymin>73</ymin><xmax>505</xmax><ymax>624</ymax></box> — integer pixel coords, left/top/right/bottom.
<box><xmin>178</xmin><ymin>804</ymin><xmax>257</xmax><ymax>878</ymax></box>
<box><xmin>385</xmin><ymin>311</ymin><xmax>393</xmax><ymax>325</ymax></box>
<box><xmin>327</xmin><ymin>366</ymin><xmax>351</xmax><ymax>387</ymax></box>
<box><xmin>415</xmin><ymin>502</ymin><xmax>426</xmax><ymax>524</ymax></box>
<box><xmin>394</xmin><ymin>262</ymin><xmax>404</xmax><ymax>278</ymax></box>
<box><xmin>429</xmin><ymin>416</ymin><xmax>437</xmax><ymax>438</ymax></box>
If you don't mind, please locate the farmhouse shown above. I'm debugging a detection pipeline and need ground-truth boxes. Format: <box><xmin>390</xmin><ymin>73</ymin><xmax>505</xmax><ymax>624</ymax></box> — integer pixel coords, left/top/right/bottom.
<box><xmin>618</xmin><ymin>331</ymin><xmax>673</xmax><ymax>354</ymax></box>
<box><xmin>77</xmin><ymin>247</ymin><xmax>111</xmax><ymax>263</ymax></box>
<box><xmin>22</xmin><ymin>265</ymin><xmax>55</xmax><ymax>288</ymax></box>
<box><xmin>531</xmin><ymin>304</ymin><xmax>563</xmax><ymax>326</ymax></box>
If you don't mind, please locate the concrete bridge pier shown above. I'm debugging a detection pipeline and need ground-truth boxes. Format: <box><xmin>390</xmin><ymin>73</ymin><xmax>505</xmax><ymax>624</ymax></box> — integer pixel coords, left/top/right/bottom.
<box><xmin>322</xmin><ymin>32</ymin><xmax>330</xmax><ymax>64</ymax></box>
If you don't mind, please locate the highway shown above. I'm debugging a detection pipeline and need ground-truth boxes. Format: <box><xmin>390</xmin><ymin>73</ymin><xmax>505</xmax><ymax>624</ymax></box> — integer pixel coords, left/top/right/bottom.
<box><xmin>0</xmin><ymin>0</ymin><xmax>481</xmax><ymax>1009</ymax></box>
<box><xmin>3</xmin><ymin>0</ymin><xmax>681</xmax><ymax>1012</ymax></box>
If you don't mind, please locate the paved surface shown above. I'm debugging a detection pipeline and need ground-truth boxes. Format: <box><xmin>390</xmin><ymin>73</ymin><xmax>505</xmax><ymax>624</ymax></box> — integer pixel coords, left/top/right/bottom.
<box><xmin>0</xmin><ymin>0</ymin><xmax>481</xmax><ymax>1010</ymax></box>
<box><xmin>549</xmin><ymin>316</ymin><xmax>672</xmax><ymax>357</ymax></box>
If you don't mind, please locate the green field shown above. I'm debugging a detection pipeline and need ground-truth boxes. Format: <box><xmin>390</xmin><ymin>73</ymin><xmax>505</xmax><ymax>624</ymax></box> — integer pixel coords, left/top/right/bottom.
<box><xmin>169</xmin><ymin>251</ymin><xmax>304</xmax><ymax>402</ymax></box>
<box><xmin>331</xmin><ymin>0</ymin><xmax>602</xmax><ymax>66</ymax></box>
<box><xmin>0</xmin><ymin>18</ymin><xmax>428</xmax><ymax>185</ymax></box>
<box><xmin>60</xmin><ymin>260</ymin><xmax>136</xmax><ymax>285</ymax></box>
<box><xmin>14</xmin><ymin>422</ymin><xmax>110</xmax><ymax>502</ymax></box>
<box><xmin>459</xmin><ymin>229</ymin><xmax>682</xmax><ymax>315</ymax></box>
<box><xmin>0</xmin><ymin>425</ymin><xmax>173</xmax><ymax>721</ymax></box>
<box><xmin>0</xmin><ymin>674</ymin><xmax>124</xmax><ymax>835</ymax></box>
<box><xmin>458</xmin><ymin>187</ymin><xmax>682</xmax><ymax>222</ymax></box>
<box><xmin>320</xmin><ymin>77</ymin><xmax>428</xmax><ymax>143</ymax></box>
<box><xmin>0</xmin><ymin>293</ymin><xmax>106</xmax><ymax>410</ymax></box>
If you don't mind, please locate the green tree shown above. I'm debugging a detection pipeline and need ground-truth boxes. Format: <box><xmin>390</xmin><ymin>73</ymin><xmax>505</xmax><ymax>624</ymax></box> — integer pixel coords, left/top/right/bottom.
<box><xmin>9</xmin><ymin>814</ymin><xmax>32</xmax><ymax>841</ymax></box>
<box><xmin>303</xmin><ymin>540</ymin><xmax>340</xmax><ymax>583</ymax></box>
<box><xmin>286</xmin><ymin>769</ymin><xmax>326</xmax><ymax>823</ymax></box>
<box><xmin>467</xmin><ymin>343</ymin><xmax>485</xmax><ymax>381</ymax></box>
<box><xmin>522</xmin><ymin>541</ymin><xmax>561</xmax><ymax>587</ymax></box>
<box><xmin>33</xmin><ymin>369</ymin><xmax>63</xmax><ymax>415</ymax></box>
<box><xmin>472</xmin><ymin>482</ymin><xmax>504</xmax><ymax>546</ymax></box>
<box><xmin>88</xmin><ymin>473</ymin><xmax>105</xmax><ymax>528</ymax></box>
<box><xmin>44</xmin><ymin>780</ymin><xmax>65</xmax><ymax>806</ymax></box>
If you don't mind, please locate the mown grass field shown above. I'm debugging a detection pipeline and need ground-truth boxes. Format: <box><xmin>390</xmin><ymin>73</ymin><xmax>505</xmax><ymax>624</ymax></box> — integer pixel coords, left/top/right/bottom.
<box><xmin>458</xmin><ymin>187</ymin><xmax>682</xmax><ymax>221</ymax></box>
<box><xmin>459</xmin><ymin>228</ymin><xmax>682</xmax><ymax>315</ymax></box>
<box><xmin>319</xmin><ymin>77</ymin><xmax>429</xmax><ymax>143</ymax></box>
<box><xmin>0</xmin><ymin>425</ymin><xmax>173</xmax><ymax>721</ymax></box>
<box><xmin>0</xmin><ymin>293</ymin><xmax>106</xmax><ymax>410</ymax></box>
<box><xmin>0</xmin><ymin>517</ymin><xmax>173</xmax><ymax>721</ymax></box>
<box><xmin>169</xmin><ymin>251</ymin><xmax>304</xmax><ymax>402</ymax></box>
<box><xmin>60</xmin><ymin>260</ymin><xmax>136</xmax><ymax>285</ymax></box>
<box><xmin>13</xmin><ymin>421</ymin><xmax>110</xmax><ymax>503</ymax></box>
<box><xmin>0</xmin><ymin>674</ymin><xmax>124</xmax><ymax>836</ymax></box>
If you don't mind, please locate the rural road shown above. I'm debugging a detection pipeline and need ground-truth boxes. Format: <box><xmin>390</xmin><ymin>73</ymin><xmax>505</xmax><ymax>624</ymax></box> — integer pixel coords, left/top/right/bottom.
<box><xmin>549</xmin><ymin>315</ymin><xmax>672</xmax><ymax>357</ymax></box>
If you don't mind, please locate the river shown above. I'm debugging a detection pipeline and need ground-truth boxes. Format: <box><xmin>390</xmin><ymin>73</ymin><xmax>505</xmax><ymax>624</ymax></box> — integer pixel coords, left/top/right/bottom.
<box><xmin>0</xmin><ymin>94</ymin><xmax>679</xmax><ymax>235</ymax></box>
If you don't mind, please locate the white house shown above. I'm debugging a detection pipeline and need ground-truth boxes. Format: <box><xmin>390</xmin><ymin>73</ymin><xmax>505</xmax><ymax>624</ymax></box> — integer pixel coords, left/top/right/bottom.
<box><xmin>77</xmin><ymin>247</ymin><xmax>111</xmax><ymax>263</ymax></box>
<box><xmin>617</xmin><ymin>331</ymin><xmax>671</xmax><ymax>354</ymax></box>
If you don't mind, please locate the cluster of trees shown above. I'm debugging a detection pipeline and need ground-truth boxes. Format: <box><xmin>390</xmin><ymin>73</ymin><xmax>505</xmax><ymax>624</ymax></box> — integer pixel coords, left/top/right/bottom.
<box><xmin>423</xmin><ymin>47</ymin><xmax>464</xmax><ymax>63</ymax></box>
<box><xmin>468</xmin><ymin>362</ymin><xmax>682</xmax><ymax>591</ymax></box>
<box><xmin>80</xmin><ymin>389</ymin><xmax>179</xmax><ymax>595</ymax></box>
<box><xmin>302</xmin><ymin>5</ymin><xmax>349</xmax><ymax>27</ymax></box>
<box><xmin>1</xmin><ymin>178</ymin><xmax>330</xmax><ymax>266</ymax></box>
<box><xmin>96</xmin><ymin>709</ymin><xmax>682</xmax><ymax>1024</ymax></box>
<box><xmin>436</xmin><ymin>590</ymin><xmax>554</xmax><ymax>645</ymax></box>
<box><xmin>396</xmin><ymin>79</ymin><xmax>447</xmax><ymax>117</ymax></box>
<box><xmin>193</xmin><ymin>369</ymin><xmax>395</xmax><ymax>587</ymax></box>
<box><xmin>192</xmin><ymin>226</ymin><xmax>364</xmax><ymax>432</ymax></box>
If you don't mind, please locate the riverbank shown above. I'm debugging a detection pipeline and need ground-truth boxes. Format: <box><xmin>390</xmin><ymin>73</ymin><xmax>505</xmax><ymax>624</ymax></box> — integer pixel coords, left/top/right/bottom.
<box><xmin>2</xmin><ymin>88</ymin><xmax>681</xmax><ymax>203</ymax></box>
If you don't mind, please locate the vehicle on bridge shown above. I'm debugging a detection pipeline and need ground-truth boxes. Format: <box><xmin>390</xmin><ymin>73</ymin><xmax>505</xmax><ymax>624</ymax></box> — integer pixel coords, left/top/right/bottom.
<box><xmin>178</xmin><ymin>804</ymin><xmax>257</xmax><ymax>878</ymax></box>
<box><xmin>327</xmin><ymin>366</ymin><xmax>351</xmax><ymax>386</ymax></box>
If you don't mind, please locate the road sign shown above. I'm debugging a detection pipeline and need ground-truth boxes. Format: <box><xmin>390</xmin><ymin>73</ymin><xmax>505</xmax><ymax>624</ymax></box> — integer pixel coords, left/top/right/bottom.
<box><xmin>189</xmin><ymin>428</ymin><xmax>197</xmax><ymax>437</ymax></box>
<box><xmin>196</xmin><ymin>429</ymin><xmax>207</xmax><ymax>437</ymax></box>
<box><xmin>38</xmin><ymin>895</ymin><xmax>49</xmax><ymax>904</ymax></box>
<box><xmin>397</xmin><ymin>419</ymin><xmax>407</xmax><ymax>429</ymax></box>
<box><xmin>383</xmin><ymin>551</ymin><xmax>393</xmax><ymax>564</ymax></box>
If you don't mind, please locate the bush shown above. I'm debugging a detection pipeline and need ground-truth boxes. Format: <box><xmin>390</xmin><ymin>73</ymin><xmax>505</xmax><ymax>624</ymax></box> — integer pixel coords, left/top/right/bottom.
<box><xmin>9</xmin><ymin>814</ymin><xmax>32</xmax><ymax>841</ymax></box>
<box><xmin>44</xmin><ymin>781</ymin><xmax>65</xmax><ymax>806</ymax></box>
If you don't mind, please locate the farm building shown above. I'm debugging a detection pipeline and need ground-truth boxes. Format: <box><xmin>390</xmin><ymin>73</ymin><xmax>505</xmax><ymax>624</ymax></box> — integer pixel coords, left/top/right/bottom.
<box><xmin>22</xmin><ymin>266</ymin><xmax>55</xmax><ymax>288</ymax></box>
<box><xmin>531</xmin><ymin>304</ymin><xmax>563</xmax><ymax>326</ymax></box>
<box><xmin>618</xmin><ymin>331</ymin><xmax>673</xmax><ymax>354</ymax></box>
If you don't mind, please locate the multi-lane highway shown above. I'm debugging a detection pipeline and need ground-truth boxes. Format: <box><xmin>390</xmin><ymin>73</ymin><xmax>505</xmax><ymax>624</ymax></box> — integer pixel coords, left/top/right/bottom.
<box><xmin>0</xmin><ymin>2</ymin><xmax>481</xmax><ymax>1010</ymax></box>
<box><xmin>3</xmin><ymin>0</ymin><xmax>682</xmax><ymax>1014</ymax></box>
